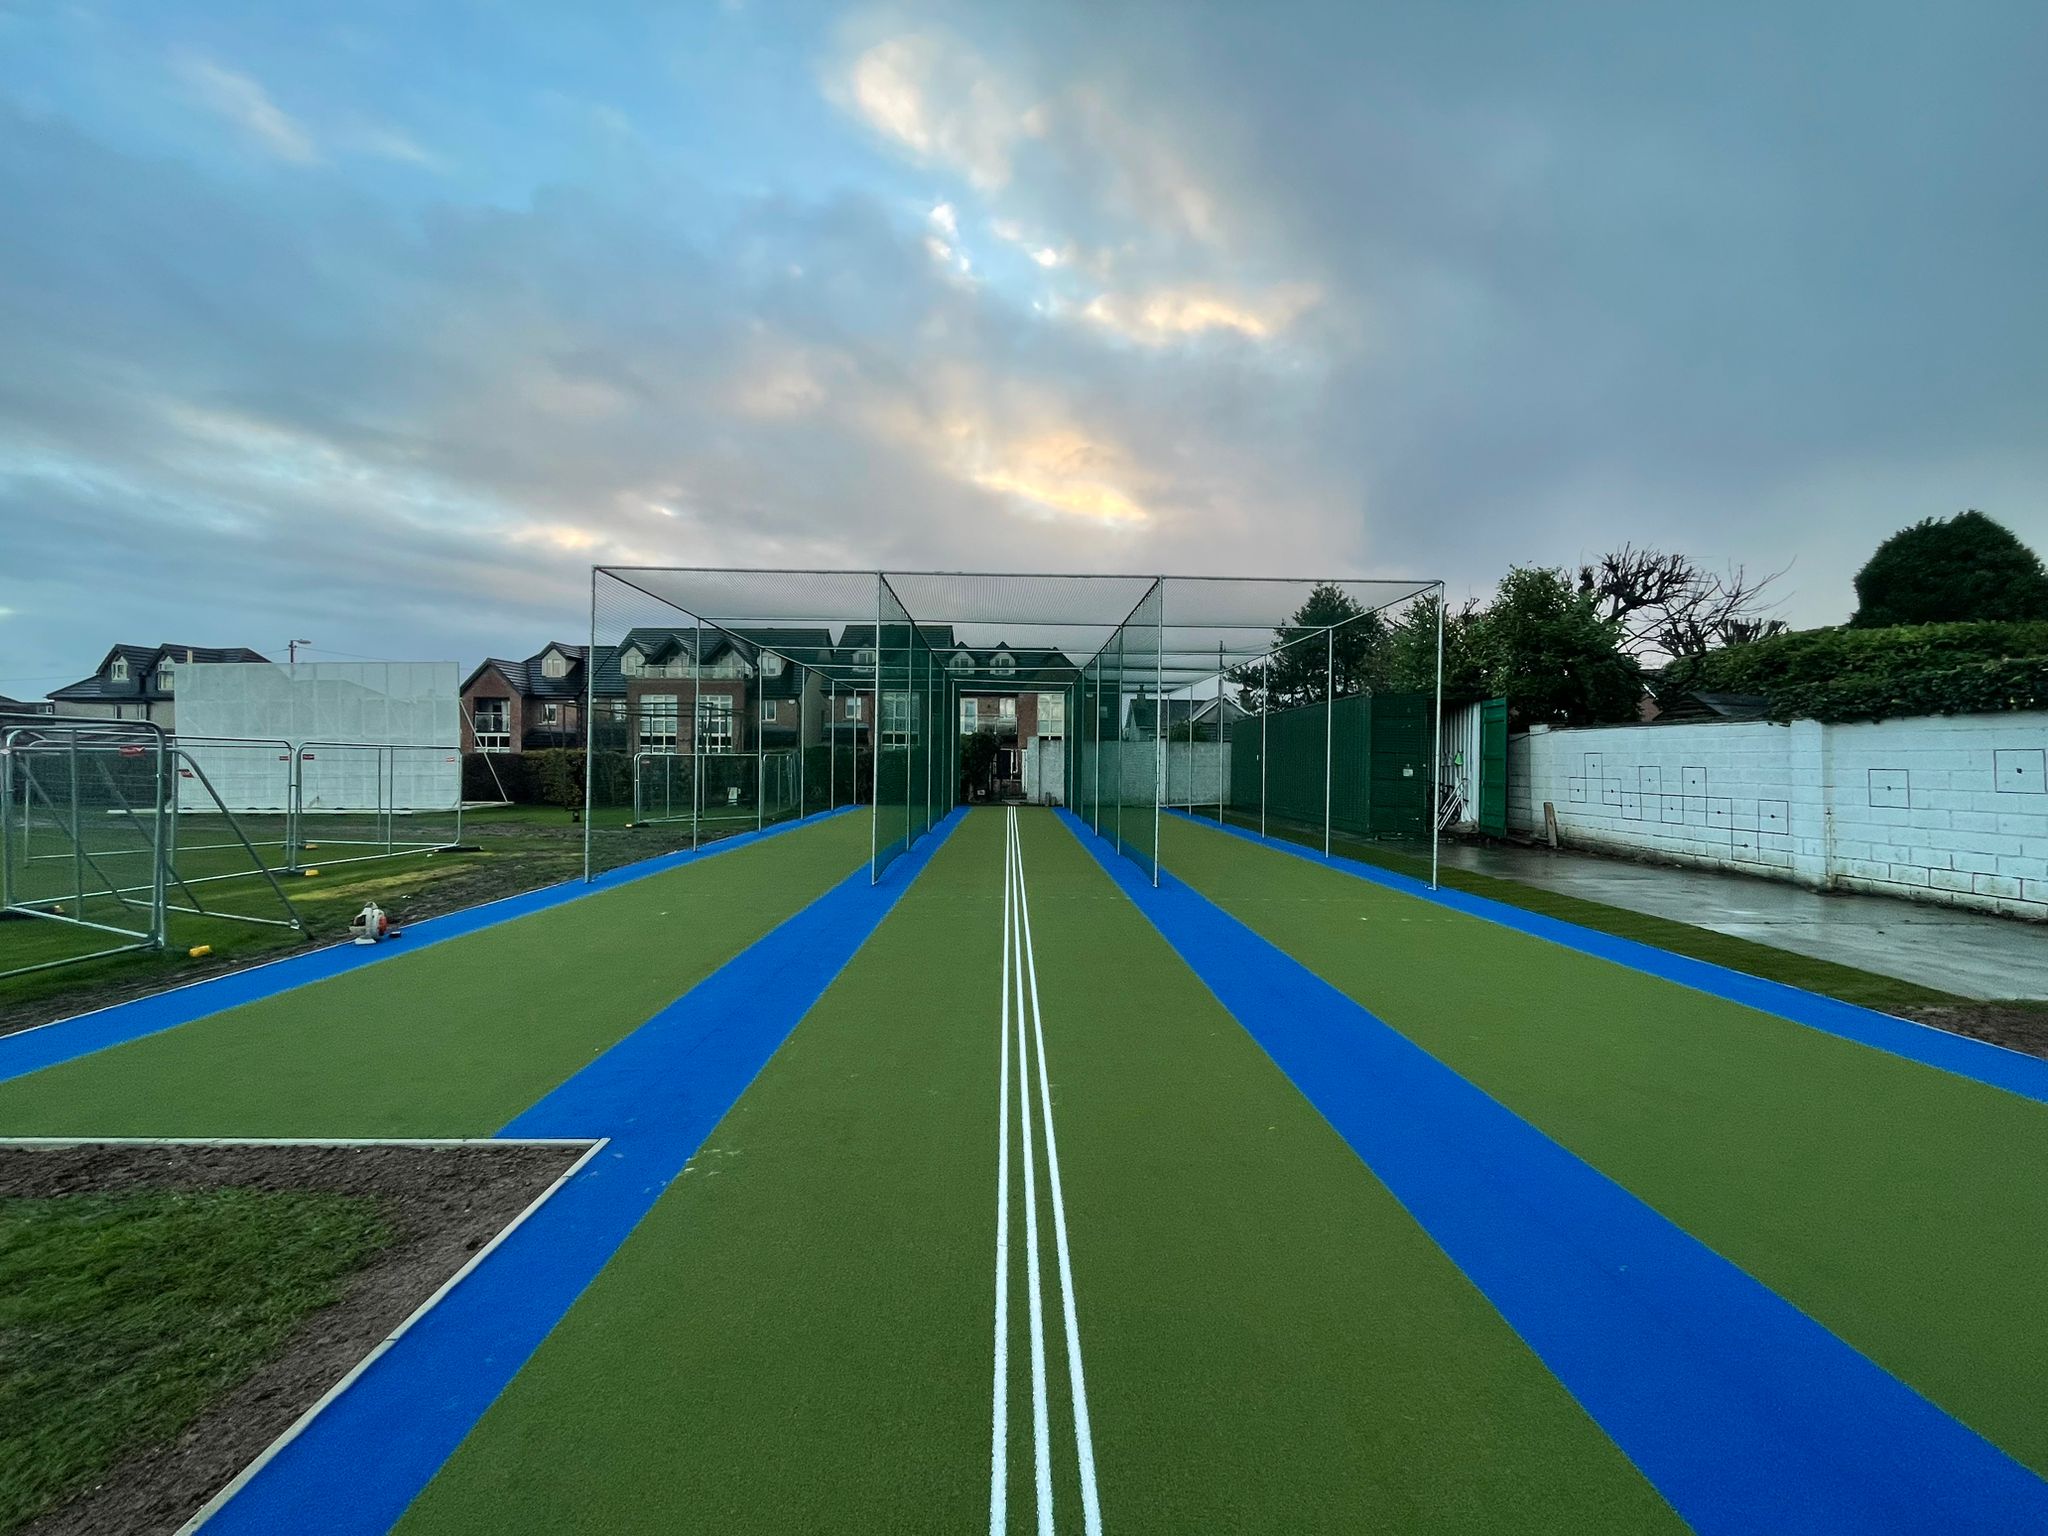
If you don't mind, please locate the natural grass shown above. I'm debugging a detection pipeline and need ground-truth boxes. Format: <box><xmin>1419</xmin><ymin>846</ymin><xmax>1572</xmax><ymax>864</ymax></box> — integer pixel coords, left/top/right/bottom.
<box><xmin>0</xmin><ymin>1187</ymin><xmax>391</xmax><ymax>1532</ymax></box>
<box><xmin>1207</xmin><ymin>809</ymin><xmax>1966</xmax><ymax>1012</ymax></box>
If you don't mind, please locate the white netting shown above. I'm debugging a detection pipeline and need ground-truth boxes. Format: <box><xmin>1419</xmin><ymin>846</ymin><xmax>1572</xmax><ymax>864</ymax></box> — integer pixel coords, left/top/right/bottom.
<box><xmin>177</xmin><ymin>662</ymin><xmax>461</xmax><ymax>811</ymax></box>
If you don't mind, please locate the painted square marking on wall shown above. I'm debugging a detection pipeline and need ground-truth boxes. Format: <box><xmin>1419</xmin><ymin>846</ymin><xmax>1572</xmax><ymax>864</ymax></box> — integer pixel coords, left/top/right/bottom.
<box><xmin>1639</xmin><ymin>764</ymin><xmax>1663</xmax><ymax>795</ymax></box>
<box><xmin>1584</xmin><ymin>753</ymin><xmax>1603</xmax><ymax>780</ymax></box>
<box><xmin>1761</xmin><ymin>799</ymin><xmax>1790</xmax><ymax>832</ymax></box>
<box><xmin>1602</xmin><ymin>777</ymin><xmax>1623</xmax><ymax>807</ymax></box>
<box><xmin>1683</xmin><ymin>765</ymin><xmax>1708</xmax><ymax>796</ymax></box>
<box><xmin>1621</xmin><ymin>791</ymin><xmax>1643</xmax><ymax>820</ymax></box>
<box><xmin>1660</xmin><ymin>795</ymin><xmax>1685</xmax><ymax>824</ymax></box>
<box><xmin>1568</xmin><ymin>777</ymin><xmax>1587</xmax><ymax>804</ymax></box>
<box><xmin>1708</xmin><ymin>798</ymin><xmax>1734</xmax><ymax>828</ymax></box>
<box><xmin>1868</xmin><ymin>768</ymin><xmax>1910</xmax><ymax>809</ymax></box>
<box><xmin>1993</xmin><ymin>748</ymin><xmax>2046</xmax><ymax>795</ymax></box>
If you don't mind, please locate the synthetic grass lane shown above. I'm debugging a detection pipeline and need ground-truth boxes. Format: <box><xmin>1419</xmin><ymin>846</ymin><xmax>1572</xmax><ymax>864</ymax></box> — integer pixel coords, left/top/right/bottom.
<box><xmin>392</xmin><ymin>808</ymin><xmax>1008</xmax><ymax>1535</ymax></box>
<box><xmin>1015</xmin><ymin>809</ymin><xmax>1681</xmax><ymax>1534</ymax></box>
<box><xmin>1160</xmin><ymin>814</ymin><xmax>2048</xmax><ymax>1478</ymax></box>
<box><xmin>0</xmin><ymin>813</ymin><xmax>871</xmax><ymax>1138</ymax></box>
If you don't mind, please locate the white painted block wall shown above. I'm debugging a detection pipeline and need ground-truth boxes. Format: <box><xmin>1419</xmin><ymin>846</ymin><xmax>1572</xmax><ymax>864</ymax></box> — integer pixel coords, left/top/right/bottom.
<box><xmin>1507</xmin><ymin>712</ymin><xmax>2048</xmax><ymax>920</ymax></box>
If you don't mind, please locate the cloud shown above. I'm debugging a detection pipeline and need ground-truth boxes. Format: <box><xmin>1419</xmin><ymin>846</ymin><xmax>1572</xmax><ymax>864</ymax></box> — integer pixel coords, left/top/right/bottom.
<box><xmin>352</xmin><ymin>124</ymin><xmax>447</xmax><ymax>171</ymax></box>
<box><xmin>172</xmin><ymin>52</ymin><xmax>318</xmax><ymax>164</ymax></box>
<box><xmin>842</xmin><ymin>32</ymin><xmax>1040</xmax><ymax>189</ymax></box>
<box><xmin>1079</xmin><ymin>283</ymin><xmax>1319</xmax><ymax>346</ymax></box>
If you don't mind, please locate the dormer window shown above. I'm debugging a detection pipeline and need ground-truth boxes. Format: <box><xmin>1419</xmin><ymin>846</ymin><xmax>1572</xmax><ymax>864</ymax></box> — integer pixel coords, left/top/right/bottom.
<box><xmin>854</xmin><ymin>648</ymin><xmax>875</xmax><ymax>668</ymax></box>
<box><xmin>950</xmin><ymin>652</ymin><xmax>973</xmax><ymax>674</ymax></box>
<box><xmin>109</xmin><ymin>657</ymin><xmax>129</xmax><ymax>682</ymax></box>
<box><xmin>156</xmin><ymin>662</ymin><xmax>175</xmax><ymax>691</ymax></box>
<box><xmin>620</xmin><ymin>648</ymin><xmax>644</xmax><ymax>677</ymax></box>
<box><xmin>992</xmin><ymin>652</ymin><xmax>1017</xmax><ymax>676</ymax></box>
<box><xmin>541</xmin><ymin>650</ymin><xmax>569</xmax><ymax>679</ymax></box>
<box><xmin>762</xmin><ymin>652</ymin><xmax>785</xmax><ymax>678</ymax></box>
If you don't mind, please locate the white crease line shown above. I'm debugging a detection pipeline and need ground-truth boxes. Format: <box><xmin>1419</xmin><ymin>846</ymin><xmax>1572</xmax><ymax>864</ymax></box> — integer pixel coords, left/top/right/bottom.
<box><xmin>1013</xmin><ymin>809</ymin><xmax>1054</xmax><ymax>1535</ymax></box>
<box><xmin>1015</xmin><ymin>810</ymin><xmax>1104</xmax><ymax>1534</ymax></box>
<box><xmin>991</xmin><ymin>806</ymin><xmax>1014</xmax><ymax>1536</ymax></box>
<box><xmin>179</xmin><ymin>1136</ymin><xmax>610</xmax><ymax>1532</ymax></box>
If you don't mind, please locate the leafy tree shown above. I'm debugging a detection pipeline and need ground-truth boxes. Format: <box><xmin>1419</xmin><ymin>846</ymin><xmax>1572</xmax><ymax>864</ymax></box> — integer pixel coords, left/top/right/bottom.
<box><xmin>1850</xmin><ymin>510</ymin><xmax>2048</xmax><ymax>626</ymax></box>
<box><xmin>1477</xmin><ymin>567</ymin><xmax>1641</xmax><ymax>726</ymax></box>
<box><xmin>1383</xmin><ymin>592</ymin><xmax>1490</xmax><ymax>697</ymax></box>
<box><xmin>1231</xmin><ymin>583</ymin><xmax>1389</xmax><ymax>710</ymax></box>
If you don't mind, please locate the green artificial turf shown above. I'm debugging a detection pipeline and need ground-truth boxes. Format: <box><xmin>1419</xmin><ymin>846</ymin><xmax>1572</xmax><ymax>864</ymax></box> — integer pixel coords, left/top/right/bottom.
<box><xmin>1214</xmin><ymin>812</ymin><xmax>1962</xmax><ymax>1013</ymax></box>
<box><xmin>400</xmin><ymin>809</ymin><xmax>1681</xmax><ymax>1535</ymax></box>
<box><xmin>0</xmin><ymin>1187</ymin><xmax>391</xmax><ymax>1532</ymax></box>
<box><xmin>0</xmin><ymin>813</ymin><xmax>871</xmax><ymax>1138</ymax></box>
<box><xmin>1162</xmin><ymin>814</ymin><xmax>2048</xmax><ymax>1478</ymax></box>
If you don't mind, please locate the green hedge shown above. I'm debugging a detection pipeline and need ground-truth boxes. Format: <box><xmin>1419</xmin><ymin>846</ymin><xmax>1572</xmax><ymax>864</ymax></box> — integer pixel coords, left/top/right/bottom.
<box><xmin>462</xmin><ymin>749</ymin><xmax>588</xmax><ymax>806</ymax></box>
<box><xmin>1661</xmin><ymin>621</ymin><xmax>2048</xmax><ymax>723</ymax></box>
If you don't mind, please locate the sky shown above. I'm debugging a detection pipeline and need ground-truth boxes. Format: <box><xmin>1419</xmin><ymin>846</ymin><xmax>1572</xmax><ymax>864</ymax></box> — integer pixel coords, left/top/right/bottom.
<box><xmin>2</xmin><ymin>0</ymin><xmax>2044</xmax><ymax>693</ymax></box>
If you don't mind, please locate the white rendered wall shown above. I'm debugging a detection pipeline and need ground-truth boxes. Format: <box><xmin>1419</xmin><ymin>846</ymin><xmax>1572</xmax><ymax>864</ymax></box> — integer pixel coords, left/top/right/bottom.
<box><xmin>1508</xmin><ymin>712</ymin><xmax>2048</xmax><ymax>920</ymax></box>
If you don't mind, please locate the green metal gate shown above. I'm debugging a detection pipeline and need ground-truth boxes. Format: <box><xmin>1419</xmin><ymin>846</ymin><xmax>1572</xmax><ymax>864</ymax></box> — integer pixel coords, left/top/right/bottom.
<box><xmin>1478</xmin><ymin>696</ymin><xmax>1508</xmax><ymax>836</ymax></box>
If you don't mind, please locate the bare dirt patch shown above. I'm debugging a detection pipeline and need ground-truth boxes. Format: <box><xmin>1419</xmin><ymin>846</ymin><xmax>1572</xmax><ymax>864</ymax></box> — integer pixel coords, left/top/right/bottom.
<box><xmin>2</xmin><ymin>1140</ymin><xmax>585</xmax><ymax>1536</ymax></box>
<box><xmin>1896</xmin><ymin>1003</ymin><xmax>2048</xmax><ymax>1061</ymax></box>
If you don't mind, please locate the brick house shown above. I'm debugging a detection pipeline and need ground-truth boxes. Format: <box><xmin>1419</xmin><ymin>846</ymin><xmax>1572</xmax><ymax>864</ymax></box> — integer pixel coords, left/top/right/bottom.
<box><xmin>593</xmin><ymin>627</ymin><xmax>836</xmax><ymax>757</ymax></box>
<box><xmin>46</xmin><ymin>644</ymin><xmax>269</xmax><ymax>728</ymax></box>
<box><xmin>459</xmin><ymin>642</ymin><xmax>589</xmax><ymax>753</ymax></box>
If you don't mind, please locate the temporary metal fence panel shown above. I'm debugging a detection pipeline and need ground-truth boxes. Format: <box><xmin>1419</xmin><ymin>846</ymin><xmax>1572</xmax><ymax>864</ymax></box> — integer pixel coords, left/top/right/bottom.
<box><xmin>1</xmin><ymin>719</ymin><xmax>303</xmax><ymax>981</ymax></box>
<box><xmin>1</xmin><ymin>721</ymin><xmax>169</xmax><ymax>973</ymax></box>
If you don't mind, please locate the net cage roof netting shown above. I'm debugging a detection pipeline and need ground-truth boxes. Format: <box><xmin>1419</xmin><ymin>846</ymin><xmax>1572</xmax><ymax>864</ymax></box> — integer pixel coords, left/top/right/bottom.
<box><xmin>594</xmin><ymin>569</ymin><xmax>1442</xmax><ymax>692</ymax></box>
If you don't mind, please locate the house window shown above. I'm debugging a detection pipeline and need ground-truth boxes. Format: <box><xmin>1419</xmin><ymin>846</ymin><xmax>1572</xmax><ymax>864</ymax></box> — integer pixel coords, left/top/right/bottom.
<box><xmin>961</xmin><ymin>697</ymin><xmax>978</xmax><ymax>732</ymax></box>
<box><xmin>638</xmin><ymin>694</ymin><xmax>678</xmax><ymax>752</ymax></box>
<box><xmin>881</xmin><ymin>691</ymin><xmax>920</xmax><ymax>748</ymax></box>
<box><xmin>992</xmin><ymin>653</ymin><xmax>1017</xmax><ymax>677</ymax></box>
<box><xmin>539</xmin><ymin>702</ymin><xmax>559</xmax><ymax>726</ymax></box>
<box><xmin>950</xmin><ymin>651</ymin><xmax>973</xmax><ymax>675</ymax></box>
<box><xmin>843</xmin><ymin>695</ymin><xmax>860</xmax><ymax>721</ymax></box>
<box><xmin>1038</xmin><ymin>693</ymin><xmax>1065</xmax><ymax>733</ymax></box>
<box><xmin>762</xmin><ymin>652</ymin><xmax>785</xmax><ymax>678</ymax></box>
<box><xmin>698</xmin><ymin>696</ymin><xmax>735</xmax><ymax>752</ymax></box>
<box><xmin>542</xmin><ymin>651</ymin><xmax>569</xmax><ymax>679</ymax></box>
<box><xmin>473</xmin><ymin>698</ymin><xmax>511</xmax><ymax>752</ymax></box>
<box><xmin>156</xmin><ymin>662</ymin><xmax>175</xmax><ymax>691</ymax></box>
<box><xmin>762</xmin><ymin>699</ymin><xmax>779</xmax><ymax>723</ymax></box>
<box><xmin>620</xmin><ymin>648</ymin><xmax>644</xmax><ymax>677</ymax></box>
<box><xmin>997</xmin><ymin>697</ymin><xmax>1016</xmax><ymax>723</ymax></box>
<box><xmin>110</xmin><ymin>657</ymin><xmax>129</xmax><ymax>682</ymax></box>
<box><xmin>854</xmin><ymin>648</ymin><xmax>874</xmax><ymax>669</ymax></box>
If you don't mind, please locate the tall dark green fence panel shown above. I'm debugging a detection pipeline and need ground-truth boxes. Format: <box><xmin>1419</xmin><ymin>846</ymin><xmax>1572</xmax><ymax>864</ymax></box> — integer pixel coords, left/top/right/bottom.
<box><xmin>1227</xmin><ymin>691</ymin><xmax>1438</xmax><ymax>839</ymax></box>
<box><xmin>1478</xmin><ymin>697</ymin><xmax>1508</xmax><ymax>836</ymax></box>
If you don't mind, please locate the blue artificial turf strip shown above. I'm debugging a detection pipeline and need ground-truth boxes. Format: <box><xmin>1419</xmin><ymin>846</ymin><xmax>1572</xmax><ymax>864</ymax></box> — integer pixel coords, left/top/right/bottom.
<box><xmin>0</xmin><ymin>808</ymin><xmax>856</xmax><ymax>1088</ymax></box>
<box><xmin>193</xmin><ymin>807</ymin><xmax>964</xmax><ymax>1536</ymax></box>
<box><xmin>1077</xmin><ymin>811</ymin><xmax>2048</xmax><ymax>1534</ymax></box>
<box><xmin>1169</xmin><ymin>809</ymin><xmax>2048</xmax><ymax>1105</ymax></box>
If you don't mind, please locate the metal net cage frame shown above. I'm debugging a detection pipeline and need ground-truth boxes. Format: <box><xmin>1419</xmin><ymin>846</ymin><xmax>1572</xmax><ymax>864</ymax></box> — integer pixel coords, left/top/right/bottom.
<box><xmin>585</xmin><ymin>568</ymin><xmax>1448</xmax><ymax>889</ymax></box>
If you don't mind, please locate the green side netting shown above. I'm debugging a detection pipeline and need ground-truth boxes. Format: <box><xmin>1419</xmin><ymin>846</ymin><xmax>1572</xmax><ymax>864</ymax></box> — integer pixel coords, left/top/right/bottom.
<box><xmin>1070</xmin><ymin>578</ymin><xmax>1162</xmax><ymax>882</ymax></box>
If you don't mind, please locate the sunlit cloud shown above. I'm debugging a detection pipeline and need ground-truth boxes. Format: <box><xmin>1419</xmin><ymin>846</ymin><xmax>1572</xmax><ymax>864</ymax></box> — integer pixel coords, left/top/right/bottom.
<box><xmin>1080</xmin><ymin>283</ymin><xmax>1318</xmax><ymax>346</ymax></box>
<box><xmin>963</xmin><ymin>427</ymin><xmax>1153</xmax><ymax>525</ymax></box>
<box><xmin>841</xmin><ymin>32</ymin><xmax>1042</xmax><ymax>189</ymax></box>
<box><xmin>172</xmin><ymin>52</ymin><xmax>317</xmax><ymax>164</ymax></box>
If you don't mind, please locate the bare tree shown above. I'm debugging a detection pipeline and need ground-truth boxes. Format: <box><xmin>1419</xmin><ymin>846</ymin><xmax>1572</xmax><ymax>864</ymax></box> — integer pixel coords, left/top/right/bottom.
<box><xmin>1577</xmin><ymin>545</ymin><xmax>1787</xmax><ymax>660</ymax></box>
